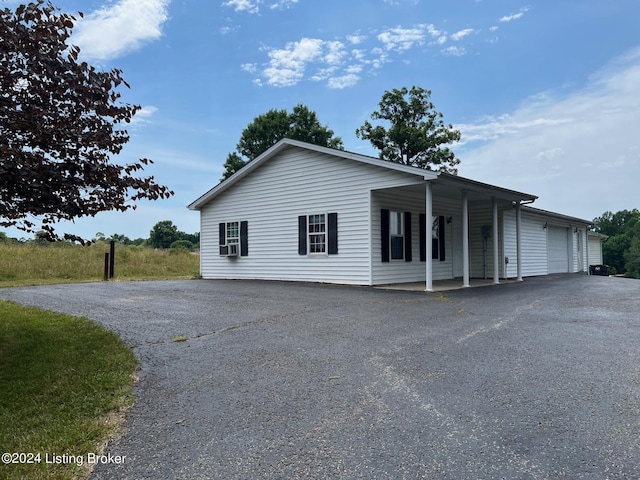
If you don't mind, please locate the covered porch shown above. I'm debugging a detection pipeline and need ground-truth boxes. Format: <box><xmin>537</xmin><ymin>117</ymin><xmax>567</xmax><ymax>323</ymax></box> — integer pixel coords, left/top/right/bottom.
<box><xmin>371</xmin><ymin>173</ymin><xmax>538</xmax><ymax>291</ymax></box>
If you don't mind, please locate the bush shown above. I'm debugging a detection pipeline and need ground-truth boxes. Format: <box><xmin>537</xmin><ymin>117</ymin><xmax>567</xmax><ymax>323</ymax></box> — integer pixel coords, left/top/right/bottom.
<box><xmin>170</xmin><ymin>240</ymin><xmax>193</xmax><ymax>251</ymax></box>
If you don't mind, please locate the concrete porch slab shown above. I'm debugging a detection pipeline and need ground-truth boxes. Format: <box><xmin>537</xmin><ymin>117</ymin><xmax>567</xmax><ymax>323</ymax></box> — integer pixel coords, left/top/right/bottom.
<box><xmin>375</xmin><ymin>278</ymin><xmax>521</xmax><ymax>292</ymax></box>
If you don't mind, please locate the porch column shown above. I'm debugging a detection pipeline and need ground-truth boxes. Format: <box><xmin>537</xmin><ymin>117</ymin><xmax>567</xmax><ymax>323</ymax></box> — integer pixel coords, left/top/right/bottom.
<box><xmin>585</xmin><ymin>228</ymin><xmax>590</xmax><ymax>274</ymax></box>
<box><xmin>425</xmin><ymin>182</ymin><xmax>433</xmax><ymax>292</ymax></box>
<box><xmin>492</xmin><ymin>197</ymin><xmax>500</xmax><ymax>284</ymax></box>
<box><xmin>516</xmin><ymin>202</ymin><xmax>523</xmax><ymax>282</ymax></box>
<box><xmin>462</xmin><ymin>190</ymin><xmax>470</xmax><ymax>287</ymax></box>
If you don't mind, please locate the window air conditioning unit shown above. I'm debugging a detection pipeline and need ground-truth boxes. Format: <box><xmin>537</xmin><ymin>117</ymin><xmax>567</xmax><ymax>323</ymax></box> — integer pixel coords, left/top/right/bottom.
<box><xmin>225</xmin><ymin>243</ymin><xmax>238</xmax><ymax>257</ymax></box>
<box><xmin>219</xmin><ymin>244</ymin><xmax>238</xmax><ymax>257</ymax></box>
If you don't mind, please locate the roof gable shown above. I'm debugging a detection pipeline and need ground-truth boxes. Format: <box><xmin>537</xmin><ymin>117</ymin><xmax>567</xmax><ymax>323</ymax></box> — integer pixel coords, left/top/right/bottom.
<box><xmin>188</xmin><ymin>138</ymin><xmax>438</xmax><ymax>210</ymax></box>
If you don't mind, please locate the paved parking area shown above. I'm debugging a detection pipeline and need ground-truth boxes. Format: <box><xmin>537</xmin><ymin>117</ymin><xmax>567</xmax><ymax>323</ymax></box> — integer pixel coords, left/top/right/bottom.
<box><xmin>1</xmin><ymin>275</ymin><xmax>639</xmax><ymax>479</ymax></box>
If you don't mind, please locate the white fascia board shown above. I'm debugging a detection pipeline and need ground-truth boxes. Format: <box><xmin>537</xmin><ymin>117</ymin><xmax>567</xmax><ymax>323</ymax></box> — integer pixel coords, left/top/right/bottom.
<box><xmin>521</xmin><ymin>205</ymin><xmax>592</xmax><ymax>226</ymax></box>
<box><xmin>435</xmin><ymin>172</ymin><xmax>538</xmax><ymax>203</ymax></box>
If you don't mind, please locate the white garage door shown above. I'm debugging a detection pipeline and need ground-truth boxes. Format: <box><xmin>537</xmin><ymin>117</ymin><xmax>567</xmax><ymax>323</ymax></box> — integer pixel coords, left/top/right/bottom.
<box><xmin>548</xmin><ymin>226</ymin><xmax>569</xmax><ymax>273</ymax></box>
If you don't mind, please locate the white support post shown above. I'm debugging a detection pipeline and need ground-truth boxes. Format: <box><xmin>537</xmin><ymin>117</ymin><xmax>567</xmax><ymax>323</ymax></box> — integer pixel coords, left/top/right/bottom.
<box><xmin>585</xmin><ymin>227</ymin><xmax>590</xmax><ymax>274</ymax></box>
<box><xmin>516</xmin><ymin>202</ymin><xmax>523</xmax><ymax>282</ymax></box>
<box><xmin>425</xmin><ymin>182</ymin><xmax>433</xmax><ymax>292</ymax></box>
<box><xmin>462</xmin><ymin>190</ymin><xmax>470</xmax><ymax>288</ymax></box>
<box><xmin>492</xmin><ymin>197</ymin><xmax>500</xmax><ymax>284</ymax></box>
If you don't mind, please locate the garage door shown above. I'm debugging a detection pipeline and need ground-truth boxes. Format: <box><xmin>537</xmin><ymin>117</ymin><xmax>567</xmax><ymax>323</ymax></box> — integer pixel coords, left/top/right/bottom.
<box><xmin>548</xmin><ymin>226</ymin><xmax>569</xmax><ymax>273</ymax></box>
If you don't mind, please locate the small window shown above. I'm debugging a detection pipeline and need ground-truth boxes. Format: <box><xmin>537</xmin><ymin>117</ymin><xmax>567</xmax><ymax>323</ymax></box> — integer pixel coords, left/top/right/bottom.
<box><xmin>390</xmin><ymin>211</ymin><xmax>404</xmax><ymax>260</ymax></box>
<box><xmin>308</xmin><ymin>214</ymin><xmax>326</xmax><ymax>253</ymax></box>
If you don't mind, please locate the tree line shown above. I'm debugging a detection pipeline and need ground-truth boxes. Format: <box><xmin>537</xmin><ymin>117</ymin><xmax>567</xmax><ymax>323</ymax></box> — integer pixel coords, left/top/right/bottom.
<box><xmin>0</xmin><ymin>220</ymin><xmax>199</xmax><ymax>251</ymax></box>
<box><xmin>593</xmin><ymin>209</ymin><xmax>640</xmax><ymax>278</ymax></box>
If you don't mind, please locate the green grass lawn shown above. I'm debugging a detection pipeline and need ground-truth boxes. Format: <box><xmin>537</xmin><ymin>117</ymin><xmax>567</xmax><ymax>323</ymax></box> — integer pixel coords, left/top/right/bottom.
<box><xmin>0</xmin><ymin>300</ymin><xmax>138</xmax><ymax>480</ymax></box>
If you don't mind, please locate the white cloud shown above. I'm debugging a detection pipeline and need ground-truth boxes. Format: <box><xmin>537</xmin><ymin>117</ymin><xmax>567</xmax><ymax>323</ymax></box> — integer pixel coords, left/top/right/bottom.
<box><xmin>254</xmin><ymin>37</ymin><xmax>367</xmax><ymax>88</ymax></box>
<box><xmin>378</xmin><ymin>25</ymin><xmax>426</xmax><ymax>52</ymax></box>
<box><xmin>441</xmin><ymin>46</ymin><xmax>466</xmax><ymax>57</ymax></box>
<box><xmin>222</xmin><ymin>0</ymin><xmax>261</xmax><ymax>14</ymax></box>
<box><xmin>324</xmin><ymin>41</ymin><xmax>348</xmax><ymax>65</ymax></box>
<box><xmin>499</xmin><ymin>7</ymin><xmax>530</xmax><ymax>23</ymax></box>
<box><xmin>451</xmin><ymin>29</ymin><xmax>476</xmax><ymax>41</ymax></box>
<box><xmin>71</xmin><ymin>0</ymin><xmax>170</xmax><ymax>61</ymax></box>
<box><xmin>130</xmin><ymin>105</ymin><xmax>159</xmax><ymax>125</ymax></box>
<box><xmin>241</xmin><ymin>63</ymin><xmax>258</xmax><ymax>74</ymax></box>
<box><xmin>347</xmin><ymin>34</ymin><xmax>367</xmax><ymax>45</ymax></box>
<box><xmin>262</xmin><ymin>37</ymin><xmax>325</xmax><ymax>86</ymax></box>
<box><xmin>457</xmin><ymin>47</ymin><xmax>640</xmax><ymax>219</ymax></box>
<box><xmin>222</xmin><ymin>0</ymin><xmax>298</xmax><ymax>13</ymax></box>
<box><xmin>269</xmin><ymin>0</ymin><xmax>299</xmax><ymax>9</ymax></box>
<box><xmin>245</xmin><ymin>21</ymin><xmax>489</xmax><ymax>88</ymax></box>
<box><xmin>327</xmin><ymin>74</ymin><xmax>360</xmax><ymax>89</ymax></box>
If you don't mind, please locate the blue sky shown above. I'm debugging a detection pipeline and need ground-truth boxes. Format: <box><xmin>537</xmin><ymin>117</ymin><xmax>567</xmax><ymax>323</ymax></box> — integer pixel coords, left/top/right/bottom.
<box><xmin>4</xmin><ymin>0</ymin><xmax>640</xmax><ymax>240</ymax></box>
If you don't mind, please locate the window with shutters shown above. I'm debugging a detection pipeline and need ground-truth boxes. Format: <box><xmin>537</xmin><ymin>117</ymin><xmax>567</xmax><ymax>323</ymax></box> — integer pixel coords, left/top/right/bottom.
<box><xmin>219</xmin><ymin>221</ymin><xmax>248</xmax><ymax>257</ymax></box>
<box><xmin>298</xmin><ymin>213</ymin><xmax>338</xmax><ymax>256</ymax></box>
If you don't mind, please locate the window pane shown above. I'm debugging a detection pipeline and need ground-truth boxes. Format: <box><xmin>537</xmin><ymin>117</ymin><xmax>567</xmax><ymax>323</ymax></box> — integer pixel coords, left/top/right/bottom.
<box><xmin>432</xmin><ymin>217</ymin><xmax>439</xmax><ymax>259</ymax></box>
<box><xmin>226</xmin><ymin>222</ymin><xmax>239</xmax><ymax>242</ymax></box>
<box><xmin>391</xmin><ymin>211</ymin><xmax>403</xmax><ymax>235</ymax></box>
<box><xmin>310</xmin><ymin>234</ymin><xmax>326</xmax><ymax>253</ymax></box>
<box><xmin>391</xmin><ymin>236</ymin><xmax>404</xmax><ymax>259</ymax></box>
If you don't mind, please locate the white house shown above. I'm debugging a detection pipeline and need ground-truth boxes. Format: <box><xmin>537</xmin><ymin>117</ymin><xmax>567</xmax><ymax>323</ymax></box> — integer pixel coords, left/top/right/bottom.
<box><xmin>188</xmin><ymin>138</ymin><xmax>602</xmax><ymax>291</ymax></box>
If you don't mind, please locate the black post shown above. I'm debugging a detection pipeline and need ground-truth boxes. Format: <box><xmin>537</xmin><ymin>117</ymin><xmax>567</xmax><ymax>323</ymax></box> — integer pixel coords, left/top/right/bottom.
<box><xmin>104</xmin><ymin>253</ymin><xmax>109</xmax><ymax>281</ymax></box>
<box><xmin>109</xmin><ymin>240</ymin><xmax>115</xmax><ymax>278</ymax></box>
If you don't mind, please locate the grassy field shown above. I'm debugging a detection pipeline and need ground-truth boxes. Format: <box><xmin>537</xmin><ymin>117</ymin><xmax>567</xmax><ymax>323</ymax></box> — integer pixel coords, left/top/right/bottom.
<box><xmin>0</xmin><ymin>300</ymin><xmax>138</xmax><ymax>480</ymax></box>
<box><xmin>0</xmin><ymin>242</ymin><xmax>200</xmax><ymax>287</ymax></box>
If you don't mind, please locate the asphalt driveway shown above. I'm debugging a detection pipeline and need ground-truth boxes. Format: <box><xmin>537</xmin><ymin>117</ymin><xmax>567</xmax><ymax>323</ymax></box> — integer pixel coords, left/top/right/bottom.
<box><xmin>1</xmin><ymin>275</ymin><xmax>639</xmax><ymax>479</ymax></box>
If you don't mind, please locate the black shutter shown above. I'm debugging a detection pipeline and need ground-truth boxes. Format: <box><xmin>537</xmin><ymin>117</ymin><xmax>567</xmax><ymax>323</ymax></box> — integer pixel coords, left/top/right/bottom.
<box><xmin>419</xmin><ymin>213</ymin><xmax>426</xmax><ymax>262</ymax></box>
<box><xmin>381</xmin><ymin>209</ymin><xmax>390</xmax><ymax>263</ymax></box>
<box><xmin>298</xmin><ymin>216</ymin><xmax>307</xmax><ymax>255</ymax></box>
<box><xmin>240</xmin><ymin>221</ymin><xmax>248</xmax><ymax>257</ymax></box>
<box><xmin>328</xmin><ymin>213</ymin><xmax>338</xmax><ymax>255</ymax></box>
<box><xmin>219</xmin><ymin>222</ymin><xmax>226</xmax><ymax>256</ymax></box>
<box><xmin>439</xmin><ymin>215</ymin><xmax>446</xmax><ymax>262</ymax></box>
<box><xmin>404</xmin><ymin>212</ymin><xmax>412</xmax><ymax>262</ymax></box>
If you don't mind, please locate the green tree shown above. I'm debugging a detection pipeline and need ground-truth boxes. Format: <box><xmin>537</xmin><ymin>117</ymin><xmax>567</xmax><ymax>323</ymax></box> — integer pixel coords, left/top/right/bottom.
<box><xmin>149</xmin><ymin>220</ymin><xmax>180</xmax><ymax>249</ymax></box>
<box><xmin>624</xmin><ymin>232</ymin><xmax>640</xmax><ymax>279</ymax></box>
<box><xmin>593</xmin><ymin>209</ymin><xmax>639</xmax><ymax>237</ymax></box>
<box><xmin>356</xmin><ymin>86</ymin><xmax>461</xmax><ymax>174</ymax></box>
<box><xmin>593</xmin><ymin>209</ymin><xmax>640</xmax><ymax>275</ymax></box>
<box><xmin>0</xmin><ymin>1</ymin><xmax>173</xmax><ymax>242</ymax></box>
<box><xmin>221</xmin><ymin>104</ymin><xmax>343</xmax><ymax>180</ymax></box>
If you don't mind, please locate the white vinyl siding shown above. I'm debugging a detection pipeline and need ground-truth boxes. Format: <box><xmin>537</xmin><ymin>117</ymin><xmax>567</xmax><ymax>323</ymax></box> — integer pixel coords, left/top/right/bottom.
<box><xmin>199</xmin><ymin>148</ymin><xmax>422</xmax><ymax>285</ymax></box>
